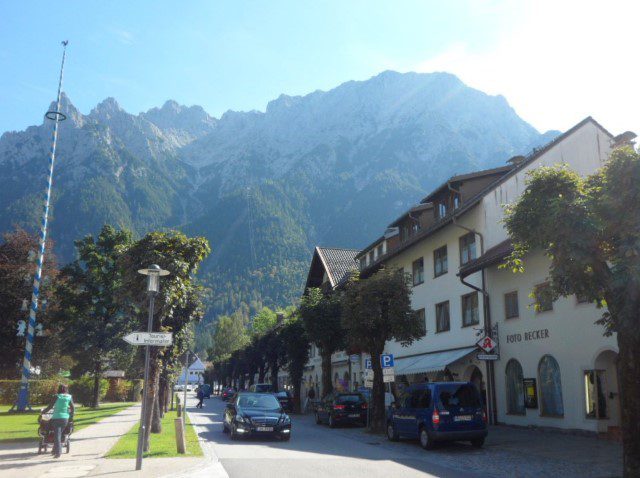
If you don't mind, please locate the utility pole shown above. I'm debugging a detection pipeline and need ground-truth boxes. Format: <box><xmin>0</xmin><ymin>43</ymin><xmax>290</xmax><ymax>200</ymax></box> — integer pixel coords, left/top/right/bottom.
<box><xmin>14</xmin><ymin>41</ymin><xmax>69</xmax><ymax>412</ymax></box>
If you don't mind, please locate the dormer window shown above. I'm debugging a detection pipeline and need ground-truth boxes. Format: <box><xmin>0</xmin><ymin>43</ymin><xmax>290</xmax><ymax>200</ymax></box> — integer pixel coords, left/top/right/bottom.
<box><xmin>437</xmin><ymin>202</ymin><xmax>448</xmax><ymax>218</ymax></box>
<box><xmin>453</xmin><ymin>192</ymin><xmax>461</xmax><ymax>209</ymax></box>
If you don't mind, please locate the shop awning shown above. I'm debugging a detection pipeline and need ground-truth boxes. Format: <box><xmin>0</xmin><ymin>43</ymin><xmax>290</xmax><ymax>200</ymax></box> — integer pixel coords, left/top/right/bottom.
<box><xmin>394</xmin><ymin>347</ymin><xmax>476</xmax><ymax>376</ymax></box>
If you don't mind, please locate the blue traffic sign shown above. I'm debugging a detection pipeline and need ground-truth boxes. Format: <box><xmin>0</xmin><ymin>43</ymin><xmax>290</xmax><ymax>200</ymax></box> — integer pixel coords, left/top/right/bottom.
<box><xmin>365</xmin><ymin>358</ymin><xmax>372</xmax><ymax>369</ymax></box>
<box><xmin>381</xmin><ymin>354</ymin><xmax>394</xmax><ymax>368</ymax></box>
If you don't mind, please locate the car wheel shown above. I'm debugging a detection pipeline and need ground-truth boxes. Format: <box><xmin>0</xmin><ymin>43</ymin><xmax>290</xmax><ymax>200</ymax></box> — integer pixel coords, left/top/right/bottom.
<box><xmin>315</xmin><ymin>412</ymin><xmax>321</xmax><ymax>425</ymax></box>
<box><xmin>471</xmin><ymin>438</ymin><xmax>485</xmax><ymax>448</ymax></box>
<box><xmin>419</xmin><ymin>427</ymin><xmax>435</xmax><ymax>450</ymax></box>
<box><xmin>329</xmin><ymin>415</ymin><xmax>336</xmax><ymax>428</ymax></box>
<box><xmin>281</xmin><ymin>433</ymin><xmax>291</xmax><ymax>441</ymax></box>
<box><xmin>230</xmin><ymin>425</ymin><xmax>239</xmax><ymax>440</ymax></box>
<box><xmin>387</xmin><ymin>422</ymin><xmax>399</xmax><ymax>441</ymax></box>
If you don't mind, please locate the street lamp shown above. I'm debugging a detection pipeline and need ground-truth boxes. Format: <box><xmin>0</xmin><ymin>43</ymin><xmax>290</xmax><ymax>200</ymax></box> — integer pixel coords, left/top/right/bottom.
<box><xmin>135</xmin><ymin>264</ymin><xmax>169</xmax><ymax>471</ymax></box>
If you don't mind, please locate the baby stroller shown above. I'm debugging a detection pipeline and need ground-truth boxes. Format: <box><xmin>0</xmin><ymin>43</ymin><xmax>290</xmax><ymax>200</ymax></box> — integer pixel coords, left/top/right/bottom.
<box><xmin>37</xmin><ymin>410</ymin><xmax>73</xmax><ymax>455</ymax></box>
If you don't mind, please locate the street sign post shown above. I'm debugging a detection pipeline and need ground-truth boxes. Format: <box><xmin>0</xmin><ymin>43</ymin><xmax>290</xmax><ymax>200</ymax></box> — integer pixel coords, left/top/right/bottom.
<box><xmin>124</xmin><ymin>332</ymin><xmax>173</xmax><ymax>347</ymax></box>
<box><xmin>380</xmin><ymin>354</ymin><xmax>394</xmax><ymax>368</ymax></box>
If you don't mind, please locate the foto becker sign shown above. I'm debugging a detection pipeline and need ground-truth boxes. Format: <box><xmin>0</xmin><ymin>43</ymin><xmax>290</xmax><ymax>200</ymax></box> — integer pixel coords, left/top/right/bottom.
<box><xmin>123</xmin><ymin>332</ymin><xmax>173</xmax><ymax>347</ymax></box>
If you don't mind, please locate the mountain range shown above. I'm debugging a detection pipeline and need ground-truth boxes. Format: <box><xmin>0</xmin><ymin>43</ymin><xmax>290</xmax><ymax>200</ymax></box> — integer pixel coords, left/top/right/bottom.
<box><xmin>0</xmin><ymin>70</ymin><xmax>558</xmax><ymax>345</ymax></box>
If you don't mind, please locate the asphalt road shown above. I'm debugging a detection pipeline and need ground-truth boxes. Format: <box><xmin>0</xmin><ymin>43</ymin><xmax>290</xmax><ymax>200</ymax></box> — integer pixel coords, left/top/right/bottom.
<box><xmin>186</xmin><ymin>396</ymin><xmax>486</xmax><ymax>478</ymax></box>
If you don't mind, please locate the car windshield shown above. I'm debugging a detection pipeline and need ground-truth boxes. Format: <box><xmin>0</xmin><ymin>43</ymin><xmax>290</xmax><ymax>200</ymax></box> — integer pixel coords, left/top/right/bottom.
<box><xmin>438</xmin><ymin>384</ymin><xmax>481</xmax><ymax>409</ymax></box>
<box><xmin>237</xmin><ymin>393</ymin><xmax>281</xmax><ymax>410</ymax></box>
<box><xmin>276</xmin><ymin>391</ymin><xmax>289</xmax><ymax>398</ymax></box>
<box><xmin>254</xmin><ymin>384</ymin><xmax>272</xmax><ymax>393</ymax></box>
<box><xmin>336</xmin><ymin>394</ymin><xmax>364</xmax><ymax>404</ymax></box>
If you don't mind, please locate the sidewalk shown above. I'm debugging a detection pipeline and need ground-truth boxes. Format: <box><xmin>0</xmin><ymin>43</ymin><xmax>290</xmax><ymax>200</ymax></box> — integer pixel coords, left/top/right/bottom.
<box><xmin>0</xmin><ymin>404</ymin><xmax>210</xmax><ymax>478</ymax></box>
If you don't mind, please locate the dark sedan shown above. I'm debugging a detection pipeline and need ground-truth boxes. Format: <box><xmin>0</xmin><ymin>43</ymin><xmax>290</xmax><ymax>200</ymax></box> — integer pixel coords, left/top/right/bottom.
<box><xmin>223</xmin><ymin>392</ymin><xmax>292</xmax><ymax>440</ymax></box>
<box><xmin>274</xmin><ymin>391</ymin><xmax>294</xmax><ymax>413</ymax></box>
<box><xmin>315</xmin><ymin>392</ymin><xmax>367</xmax><ymax>428</ymax></box>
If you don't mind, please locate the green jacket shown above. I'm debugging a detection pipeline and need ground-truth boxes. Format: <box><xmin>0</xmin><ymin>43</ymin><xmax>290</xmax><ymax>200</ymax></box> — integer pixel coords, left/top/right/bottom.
<box><xmin>51</xmin><ymin>393</ymin><xmax>73</xmax><ymax>420</ymax></box>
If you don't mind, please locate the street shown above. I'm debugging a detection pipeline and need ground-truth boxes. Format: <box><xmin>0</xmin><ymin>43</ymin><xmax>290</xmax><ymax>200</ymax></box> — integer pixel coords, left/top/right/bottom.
<box><xmin>186</xmin><ymin>396</ymin><xmax>622</xmax><ymax>478</ymax></box>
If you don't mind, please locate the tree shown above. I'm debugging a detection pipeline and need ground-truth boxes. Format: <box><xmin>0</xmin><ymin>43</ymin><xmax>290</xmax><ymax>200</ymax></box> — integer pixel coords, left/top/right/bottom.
<box><xmin>280</xmin><ymin>314</ymin><xmax>310</xmax><ymax>412</ymax></box>
<box><xmin>299</xmin><ymin>288</ymin><xmax>344</xmax><ymax>397</ymax></box>
<box><xmin>120</xmin><ymin>230</ymin><xmax>210</xmax><ymax>450</ymax></box>
<box><xmin>342</xmin><ymin>268</ymin><xmax>423</xmax><ymax>432</ymax></box>
<box><xmin>251</xmin><ymin>306</ymin><xmax>277</xmax><ymax>335</ymax></box>
<box><xmin>502</xmin><ymin>147</ymin><xmax>640</xmax><ymax>477</ymax></box>
<box><xmin>264</xmin><ymin>323</ymin><xmax>287</xmax><ymax>392</ymax></box>
<box><xmin>53</xmin><ymin>225</ymin><xmax>135</xmax><ymax>408</ymax></box>
<box><xmin>0</xmin><ymin>227</ymin><xmax>59</xmax><ymax>379</ymax></box>
<box><xmin>209</xmin><ymin>312</ymin><xmax>249</xmax><ymax>363</ymax></box>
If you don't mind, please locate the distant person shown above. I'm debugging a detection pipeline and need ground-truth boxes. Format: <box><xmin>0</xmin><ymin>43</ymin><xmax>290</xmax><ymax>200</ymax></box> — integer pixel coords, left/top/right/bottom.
<box><xmin>196</xmin><ymin>386</ymin><xmax>204</xmax><ymax>408</ymax></box>
<box><xmin>42</xmin><ymin>384</ymin><xmax>74</xmax><ymax>458</ymax></box>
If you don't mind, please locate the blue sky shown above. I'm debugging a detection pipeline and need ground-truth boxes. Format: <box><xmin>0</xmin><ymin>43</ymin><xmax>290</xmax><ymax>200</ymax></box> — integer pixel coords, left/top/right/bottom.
<box><xmin>1</xmin><ymin>1</ymin><xmax>637</xmax><ymax>135</ymax></box>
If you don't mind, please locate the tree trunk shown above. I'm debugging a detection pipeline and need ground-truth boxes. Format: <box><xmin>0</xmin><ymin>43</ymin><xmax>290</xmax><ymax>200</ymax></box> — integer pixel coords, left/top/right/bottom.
<box><xmin>271</xmin><ymin>364</ymin><xmax>279</xmax><ymax>392</ymax></box>
<box><xmin>258</xmin><ymin>364</ymin><xmax>266</xmax><ymax>383</ymax></box>
<box><xmin>158</xmin><ymin>378</ymin><xmax>166</xmax><ymax>418</ymax></box>
<box><xmin>91</xmin><ymin>361</ymin><xmax>102</xmax><ymax>408</ymax></box>
<box><xmin>293</xmin><ymin>374</ymin><xmax>302</xmax><ymax>413</ymax></box>
<box><xmin>370</xmin><ymin>348</ymin><xmax>385</xmax><ymax>433</ymax></box>
<box><xmin>143</xmin><ymin>350</ymin><xmax>160</xmax><ymax>451</ymax></box>
<box><xmin>151</xmin><ymin>393</ymin><xmax>162</xmax><ymax>433</ymax></box>
<box><xmin>321</xmin><ymin>350</ymin><xmax>333</xmax><ymax>398</ymax></box>
<box><xmin>617</xmin><ymin>326</ymin><xmax>640</xmax><ymax>477</ymax></box>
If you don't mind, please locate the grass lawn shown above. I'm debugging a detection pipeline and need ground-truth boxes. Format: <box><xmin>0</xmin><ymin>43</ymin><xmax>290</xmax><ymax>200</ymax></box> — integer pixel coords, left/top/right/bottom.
<box><xmin>106</xmin><ymin>409</ymin><xmax>202</xmax><ymax>459</ymax></box>
<box><xmin>0</xmin><ymin>402</ymin><xmax>136</xmax><ymax>443</ymax></box>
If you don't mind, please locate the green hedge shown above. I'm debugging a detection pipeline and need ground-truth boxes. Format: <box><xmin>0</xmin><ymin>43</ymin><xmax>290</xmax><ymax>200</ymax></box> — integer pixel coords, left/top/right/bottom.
<box><xmin>0</xmin><ymin>380</ymin><xmax>65</xmax><ymax>406</ymax></box>
<box><xmin>0</xmin><ymin>378</ymin><xmax>141</xmax><ymax>406</ymax></box>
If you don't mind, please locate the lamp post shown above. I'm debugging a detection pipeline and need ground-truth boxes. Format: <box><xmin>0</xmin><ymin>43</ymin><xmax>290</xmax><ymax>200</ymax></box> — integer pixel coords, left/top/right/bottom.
<box><xmin>135</xmin><ymin>264</ymin><xmax>169</xmax><ymax>471</ymax></box>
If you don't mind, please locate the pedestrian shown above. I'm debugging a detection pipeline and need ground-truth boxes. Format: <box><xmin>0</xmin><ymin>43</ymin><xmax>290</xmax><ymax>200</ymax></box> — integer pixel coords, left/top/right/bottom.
<box><xmin>41</xmin><ymin>384</ymin><xmax>74</xmax><ymax>458</ymax></box>
<box><xmin>196</xmin><ymin>386</ymin><xmax>204</xmax><ymax>409</ymax></box>
<box><xmin>305</xmin><ymin>386</ymin><xmax>316</xmax><ymax>413</ymax></box>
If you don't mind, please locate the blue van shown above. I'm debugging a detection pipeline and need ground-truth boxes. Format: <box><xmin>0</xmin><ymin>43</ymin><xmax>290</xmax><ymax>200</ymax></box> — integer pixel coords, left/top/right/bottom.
<box><xmin>386</xmin><ymin>382</ymin><xmax>487</xmax><ymax>449</ymax></box>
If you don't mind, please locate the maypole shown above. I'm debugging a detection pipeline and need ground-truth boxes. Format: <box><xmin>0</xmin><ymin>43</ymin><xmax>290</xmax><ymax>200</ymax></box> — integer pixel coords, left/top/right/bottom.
<box><xmin>14</xmin><ymin>41</ymin><xmax>69</xmax><ymax>411</ymax></box>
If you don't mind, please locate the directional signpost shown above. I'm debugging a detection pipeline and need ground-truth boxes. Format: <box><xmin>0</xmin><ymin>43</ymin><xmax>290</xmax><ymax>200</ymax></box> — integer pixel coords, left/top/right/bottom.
<box><xmin>123</xmin><ymin>332</ymin><xmax>173</xmax><ymax>347</ymax></box>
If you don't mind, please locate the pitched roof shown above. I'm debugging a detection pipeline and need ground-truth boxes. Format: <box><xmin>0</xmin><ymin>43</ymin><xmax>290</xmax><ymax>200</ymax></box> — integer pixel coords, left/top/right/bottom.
<box><xmin>420</xmin><ymin>165</ymin><xmax>514</xmax><ymax>204</ymax></box>
<box><xmin>312</xmin><ymin>246</ymin><xmax>359</xmax><ymax>288</ymax></box>
<box><xmin>359</xmin><ymin>117</ymin><xmax>613</xmax><ymax>274</ymax></box>
<box><xmin>458</xmin><ymin>239</ymin><xmax>513</xmax><ymax>278</ymax></box>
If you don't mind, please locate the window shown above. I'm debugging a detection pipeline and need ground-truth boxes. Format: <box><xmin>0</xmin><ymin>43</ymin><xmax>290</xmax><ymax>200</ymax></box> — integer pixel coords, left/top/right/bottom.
<box><xmin>412</xmin><ymin>258</ymin><xmax>424</xmax><ymax>286</ymax></box>
<box><xmin>538</xmin><ymin>355</ymin><xmax>564</xmax><ymax>417</ymax></box>
<box><xmin>438</xmin><ymin>383</ymin><xmax>481</xmax><ymax>409</ymax></box>
<box><xmin>376</xmin><ymin>244</ymin><xmax>384</xmax><ymax>258</ymax></box>
<box><xmin>453</xmin><ymin>192</ymin><xmax>461</xmax><ymax>209</ymax></box>
<box><xmin>437</xmin><ymin>202</ymin><xmax>447</xmax><ymax>218</ymax></box>
<box><xmin>411</xmin><ymin>222</ymin><xmax>420</xmax><ymax>234</ymax></box>
<box><xmin>459</xmin><ymin>232</ymin><xmax>477</xmax><ymax>265</ymax></box>
<box><xmin>435</xmin><ymin>301</ymin><xmax>450</xmax><ymax>333</ymax></box>
<box><xmin>461</xmin><ymin>292</ymin><xmax>479</xmax><ymax>326</ymax></box>
<box><xmin>505</xmin><ymin>359</ymin><xmax>525</xmax><ymax>415</ymax></box>
<box><xmin>433</xmin><ymin>245</ymin><xmax>448</xmax><ymax>277</ymax></box>
<box><xmin>504</xmin><ymin>291</ymin><xmax>519</xmax><ymax>319</ymax></box>
<box><xmin>368</xmin><ymin>250</ymin><xmax>375</xmax><ymax>264</ymax></box>
<box><xmin>415</xmin><ymin>308</ymin><xmax>426</xmax><ymax>336</ymax></box>
<box><xmin>534</xmin><ymin>282</ymin><xmax>553</xmax><ymax>312</ymax></box>
<box><xmin>410</xmin><ymin>389</ymin><xmax>431</xmax><ymax>408</ymax></box>
<box><xmin>359</xmin><ymin>256</ymin><xmax>367</xmax><ymax>270</ymax></box>
<box><xmin>584</xmin><ymin>370</ymin><xmax>607</xmax><ymax>419</ymax></box>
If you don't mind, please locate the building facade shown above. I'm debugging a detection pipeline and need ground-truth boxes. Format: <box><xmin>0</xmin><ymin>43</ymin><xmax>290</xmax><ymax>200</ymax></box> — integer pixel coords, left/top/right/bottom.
<box><xmin>356</xmin><ymin>117</ymin><xmax>633</xmax><ymax>434</ymax></box>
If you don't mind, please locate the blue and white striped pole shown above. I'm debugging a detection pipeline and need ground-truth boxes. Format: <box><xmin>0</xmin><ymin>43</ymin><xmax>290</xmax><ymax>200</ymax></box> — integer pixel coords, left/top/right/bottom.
<box><xmin>15</xmin><ymin>41</ymin><xmax>68</xmax><ymax>412</ymax></box>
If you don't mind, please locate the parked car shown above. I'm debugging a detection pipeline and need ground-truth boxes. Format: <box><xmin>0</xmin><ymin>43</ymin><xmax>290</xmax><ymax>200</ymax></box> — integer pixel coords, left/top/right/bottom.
<box><xmin>221</xmin><ymin>387</ymin><xmax>236</xmax><ymax>401</ymax></box>
<box><xmin>315</xmin><ymin>392</ymin><xmax>367</xmax><ymax>427</ymax></box>
<box><xmin>386</xmin><ymin>382</ymin><xmax>487</xmax><ymax>449</ymax></box>
<box><xmin>274</xmin><ymin>390</ymin><xmax>294</xmax><ymax>413</ymax></box>
<box><xmin>249</xmin><ymin>383</ymin><xmax>273</xmax><ymax>393</ymax></box>
<box><xmin>173</xmin><ymin>384</ymin><xmax>185</xmax><ymax>392</ymax></box>
<box><xmin>223</xmin><ymin>392</ymin><xmax>291</xmax><ymax>441</ymax></box>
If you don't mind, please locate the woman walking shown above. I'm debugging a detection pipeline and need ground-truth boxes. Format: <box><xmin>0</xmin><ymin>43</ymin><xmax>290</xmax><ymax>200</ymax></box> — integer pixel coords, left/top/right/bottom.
<box><xmin>42</xmin><ymin>384</ymin><xmax>74</xmax><ymax>458</ymax></box>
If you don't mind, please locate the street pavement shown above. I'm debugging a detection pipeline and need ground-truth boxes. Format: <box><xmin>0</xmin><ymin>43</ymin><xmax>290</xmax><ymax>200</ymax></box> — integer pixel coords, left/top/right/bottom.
<box><xmin>187</xmin><ymin>396</ymin><xmax>623</xmax><ymax>478</ymax></box>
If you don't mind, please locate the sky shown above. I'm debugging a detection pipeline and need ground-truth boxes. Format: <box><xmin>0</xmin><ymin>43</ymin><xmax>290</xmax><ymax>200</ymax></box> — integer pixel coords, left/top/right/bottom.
<box><xmin>1</xmin><ymin>0</ymin><xmax>638</xmax><ymax>136</ymax></box>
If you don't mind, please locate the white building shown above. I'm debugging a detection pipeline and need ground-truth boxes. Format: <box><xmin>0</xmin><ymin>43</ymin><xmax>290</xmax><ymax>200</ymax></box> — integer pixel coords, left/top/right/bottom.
<box><xmin>178</xmin><ymin>355</ymin><xmax>206</xmax><ymax>386</ymax></box>
<box><xmin>357</xmin><ymin>117</ymin><xmax>633</xmax><ymax>436</ymax></box>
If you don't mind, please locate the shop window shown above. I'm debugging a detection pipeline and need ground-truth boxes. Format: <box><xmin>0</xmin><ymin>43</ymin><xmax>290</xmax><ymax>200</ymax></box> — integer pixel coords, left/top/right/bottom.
<box><xmin>459</xmin><ymin>232</ymin><xmax>477</xmax><ymax>265</ymax></box>
<box><xmin>504</xmin><ymin>291</ymin><xmax>519</xmax><ymax>319</ymax></box>
<box><xmin>538</xmin><ymin>355</ymin><xmax>564</xmax><ymax>417</ymax></box>
<box><xmin>433</xmin><ymin>245</ymin><xmax>448</xmax><ymax>277</ymax></box>
<box><xmin>461</xmin><ymin>292</ymin><xmax>479</xmax><ymax>327</ymax></box>
<box><xmin>534</xmin><ymin>282</ymin><xmax>554</xmax><ymax>312</ymax></box>
<box><xmin>584</xmin><ymin>370</ymin><xmax>607</xmax><ymax>419</ymax></box>
<box><xmin>412</xmin><ymin>258</ymin><xmax>424</xmax><ymax>286</ymax></box>
<box><xmin>505</xmin><ymin>359</ymin><xmax>525</xmax><ymax>415</ymax></box>
<box><xmin>435</xmin><ymin>301</ymin><xmax>450</xmax><ymax>333</ymax></box>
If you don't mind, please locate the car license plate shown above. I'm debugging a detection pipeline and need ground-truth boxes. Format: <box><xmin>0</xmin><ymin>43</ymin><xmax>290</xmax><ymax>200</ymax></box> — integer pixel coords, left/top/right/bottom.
<box><xmin>454</xmin><ymin>415</ymin><xmax>473</xmax><ymax>421</ymax></box>
<box><xmin>256</xmin><ymin>426</ymin><xmax>273</xmax><ymax>432</ymax></box>
<box><xmin>348</xmin><ymin>414</ymin><xmax>360</xmax><ymax>418</ymax></box>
